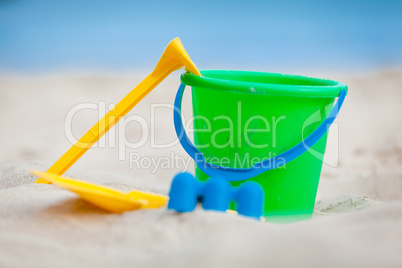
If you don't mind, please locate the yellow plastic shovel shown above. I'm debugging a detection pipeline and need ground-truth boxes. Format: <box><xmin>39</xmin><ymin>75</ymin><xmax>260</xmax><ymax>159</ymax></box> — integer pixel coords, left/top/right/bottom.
<box><xmin>31</xmin><ymin>170</ymin><xmax>168</xmax><ymax>213</ymax></box>
<box><xmin>36</xmin><ymin>37</ymin><xmax>201</xmax><ymax>184</ymax></box>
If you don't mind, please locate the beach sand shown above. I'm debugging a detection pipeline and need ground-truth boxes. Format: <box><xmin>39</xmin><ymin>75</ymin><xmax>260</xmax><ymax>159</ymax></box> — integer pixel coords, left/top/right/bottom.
<box><xmin>0</xmin><ymin>70</ymin><xmax>401</xmax><ymax>267</ymax></box>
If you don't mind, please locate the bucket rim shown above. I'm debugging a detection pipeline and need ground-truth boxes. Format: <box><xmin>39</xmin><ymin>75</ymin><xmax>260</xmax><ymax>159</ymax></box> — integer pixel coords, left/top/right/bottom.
<box><xmin>181</xmin><ymin>70</ymin><xmax>348</xmax><ymax>98</ymax></box>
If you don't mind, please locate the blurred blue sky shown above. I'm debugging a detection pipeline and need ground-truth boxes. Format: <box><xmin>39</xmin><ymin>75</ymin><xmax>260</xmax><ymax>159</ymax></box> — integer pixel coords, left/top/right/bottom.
<box><xmin>1</xmin><ymin>0</ymin><xmax>401</xmax><ymax>73</ymax></box>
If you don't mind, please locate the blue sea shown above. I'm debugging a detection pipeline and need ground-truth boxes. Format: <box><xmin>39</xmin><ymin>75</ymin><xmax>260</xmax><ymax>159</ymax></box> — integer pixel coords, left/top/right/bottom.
<box><xmin>1</xmin><ymin>0</ymin><xmax>401</xmax><ymax>73</ymax></box>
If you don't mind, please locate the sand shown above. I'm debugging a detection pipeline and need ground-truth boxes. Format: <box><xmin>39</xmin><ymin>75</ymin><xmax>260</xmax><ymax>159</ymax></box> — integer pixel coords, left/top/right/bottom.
<box><xmin>0</xmin><ymin>69</ymin><xmax>401</xmax><ymax>267</ymax></box>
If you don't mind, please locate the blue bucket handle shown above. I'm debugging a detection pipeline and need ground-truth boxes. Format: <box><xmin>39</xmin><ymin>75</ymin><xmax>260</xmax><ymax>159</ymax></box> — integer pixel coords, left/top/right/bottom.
<box><xmin>174</xmin><ymin>83</ymin><xmax>347</xmax><ymax>181</ymax></box>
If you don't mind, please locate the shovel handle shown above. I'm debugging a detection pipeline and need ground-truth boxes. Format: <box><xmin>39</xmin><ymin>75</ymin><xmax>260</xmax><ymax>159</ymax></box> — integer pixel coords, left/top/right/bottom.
<box><xmin>36</xmin><ymin>38</ymin><xmax>200</xmax><ymax>184</ymax></box>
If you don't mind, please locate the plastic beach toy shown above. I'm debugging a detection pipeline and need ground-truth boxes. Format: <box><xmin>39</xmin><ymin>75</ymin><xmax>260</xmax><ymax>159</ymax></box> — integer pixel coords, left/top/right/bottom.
<box><xmin>168</xmin><ymin>172</ymin><xmax>264</xmax><ymax>219</ymax></box>
<box><xmin>35</xmin><ymin>37</ymin><xmax>201</xmax><ymax>184</ymax></box>
<box><xmin>31</xmin><ymin>170</ymin><xmax>167</xmax><ymax>213</ymax></box>
<box><xmin>174</xmin><ymin>71</ymin><xmax>347</xmax><ymax>219</ymax></box>
<box><xmin>32</xmin><ymin>37</ymin><xmax>348</xmax><ymax>221</ymax></box>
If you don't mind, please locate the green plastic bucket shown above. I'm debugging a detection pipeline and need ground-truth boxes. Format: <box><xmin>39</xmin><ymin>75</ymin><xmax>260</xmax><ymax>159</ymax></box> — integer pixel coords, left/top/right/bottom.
<box><xmin>180</xmin><ymin>70</ymin><xmax>348</xmax><ymax>220</ymax></box>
